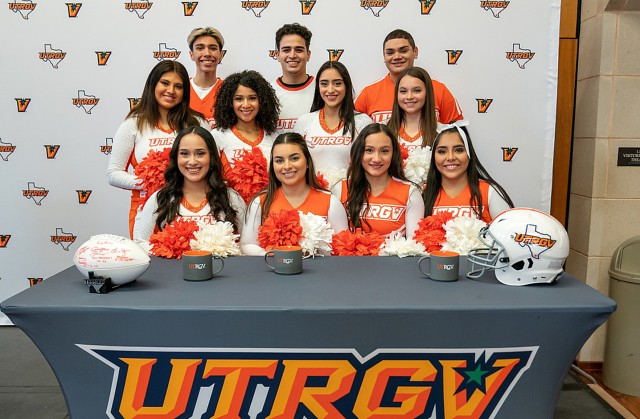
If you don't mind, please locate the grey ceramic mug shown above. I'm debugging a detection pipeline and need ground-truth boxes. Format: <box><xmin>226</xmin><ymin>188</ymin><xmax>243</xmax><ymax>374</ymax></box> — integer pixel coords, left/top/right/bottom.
<box><xmin>264</xmin><ymin>246</ymin><xmax>303</xmax><ymax>275</ymax></box>
<box><xmin>419</xmin><ymin>251</ymin><xmax>460</xmax><ymax>282</ymax></box>
<box><xmin>182</xmin><ymin>250</ymin><xmax>224</xmax><ymax>281</ymax></box>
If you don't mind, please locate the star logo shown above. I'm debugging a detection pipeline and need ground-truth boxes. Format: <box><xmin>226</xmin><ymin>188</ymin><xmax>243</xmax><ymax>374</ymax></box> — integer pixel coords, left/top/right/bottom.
<box><xmin>454</xmin><ymin>353</ymin><xmax>501</xmax><ymax>395</ymax></box>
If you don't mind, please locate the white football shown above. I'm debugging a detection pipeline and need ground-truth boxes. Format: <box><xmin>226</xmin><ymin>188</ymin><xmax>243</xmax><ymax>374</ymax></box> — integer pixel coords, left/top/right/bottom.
<box><xmin>73</xmin><ymin>234</ymin><xmax>150</xmax><ymax>285</ymax></box>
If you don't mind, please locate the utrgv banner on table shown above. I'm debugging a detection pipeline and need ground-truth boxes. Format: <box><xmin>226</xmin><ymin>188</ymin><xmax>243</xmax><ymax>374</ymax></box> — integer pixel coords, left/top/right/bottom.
<box><xmin>0</xmin><ymin>0</ymin><xmax>560</xmax><ymax>323</ymax></box>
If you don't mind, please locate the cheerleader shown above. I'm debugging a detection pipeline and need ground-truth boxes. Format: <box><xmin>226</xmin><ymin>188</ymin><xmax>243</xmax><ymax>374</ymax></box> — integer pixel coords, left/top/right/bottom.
<box><xmin>107</xmin><ymin>60</ymin><xmax>208</xmax><ymax>238</ymax></box>
<box><xmin>240</xmin><ymin>132</ymin><xmax>349</xmax><ymax>255</ymax></box>
<box><xmin>386</xmin><ymin>66</ymin><xmax>437</xmax><ymax>152</ymax></box>
<box><xmin>332</xmin><ymin>123</ymin><xmax>424</xmax><ymax>238</ymax></box>
<box><xmin>133</xmin><ymin>126</ymin><xmax>245</xmax><ymax>245</ymax></box>
<box><xmin>422</xmin><ymin>121</ymin><xmax>514</xmax><ymax>222</ymax></box>
<box><xmin>212</xmin><ymin>70</ymin><xmax>280</xmax><ymax>184</ymax></box>
<box><xmin>295</xmin><ymin>61</ymin><xmax>372</xmax><ymax>184</ymax></box>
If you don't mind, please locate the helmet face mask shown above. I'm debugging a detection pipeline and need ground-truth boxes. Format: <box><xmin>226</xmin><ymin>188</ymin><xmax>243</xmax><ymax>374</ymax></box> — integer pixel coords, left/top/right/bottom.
<box><xmin>466</xmin><ymin>208</ymin><xmax>570</xmax><ymax>286</ymax></box>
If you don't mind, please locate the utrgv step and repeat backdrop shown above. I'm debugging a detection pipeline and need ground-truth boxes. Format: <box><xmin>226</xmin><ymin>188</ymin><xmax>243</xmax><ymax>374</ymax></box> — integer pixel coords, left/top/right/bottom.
<box><xmin>0</xmin><ymin>0</ymin><xmax>560</xmax><ymax>324</ymax></box>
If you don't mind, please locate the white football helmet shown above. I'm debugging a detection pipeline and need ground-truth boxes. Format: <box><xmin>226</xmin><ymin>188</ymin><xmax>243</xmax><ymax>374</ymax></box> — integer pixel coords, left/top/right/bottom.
<box><xmin>467</xmin><ymin>208</ymin><xmax>570</xmax><ymax>286</ymax></box>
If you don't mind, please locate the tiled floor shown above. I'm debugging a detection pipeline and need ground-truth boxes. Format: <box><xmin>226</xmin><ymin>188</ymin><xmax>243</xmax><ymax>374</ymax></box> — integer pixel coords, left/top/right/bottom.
<box><xmin>0</xmin><ymin>326</ymin><xmax>633</xmax><ymax>418</ymax></box>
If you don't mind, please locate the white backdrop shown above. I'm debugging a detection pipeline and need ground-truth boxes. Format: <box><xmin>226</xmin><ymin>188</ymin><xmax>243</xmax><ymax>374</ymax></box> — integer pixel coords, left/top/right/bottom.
<box><xmin>0</xmin><ymin>0</ymin><xmax>560</xmax><ymax>324</ymax></box>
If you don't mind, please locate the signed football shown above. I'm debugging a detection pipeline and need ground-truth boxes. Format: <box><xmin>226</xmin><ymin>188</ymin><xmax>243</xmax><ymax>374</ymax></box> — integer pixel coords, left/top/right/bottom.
<box><xmin>73</xmin><ymin>234</ymin><xmax>150</xmax><ymax>285</ymax></box>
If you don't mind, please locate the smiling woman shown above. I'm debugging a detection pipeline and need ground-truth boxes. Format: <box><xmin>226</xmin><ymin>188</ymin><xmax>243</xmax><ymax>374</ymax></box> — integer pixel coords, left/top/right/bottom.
<box><xmin>107</xmin><ymin>61</ymin><xmax>209</xmax><ymax>238</ymax></box>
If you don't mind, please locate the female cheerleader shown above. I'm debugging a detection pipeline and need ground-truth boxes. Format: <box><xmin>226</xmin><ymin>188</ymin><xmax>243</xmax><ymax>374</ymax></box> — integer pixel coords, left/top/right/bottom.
<box><xmin>422</xmin><ymin>122</ymin><xmax>514</xmax><ymax>222</ymax></box>
<box><xmin>332</xmin><ymin>123</ymin><xmax>424</xmax><ymax>238</ymax></box>
<box><xmin>133</xmin><ymin>126</ymin><xmax>245</xmax><ymax>244</ymax></box>
<box><xmin>240</xmin><ymin>132</ymin><xmax>349</xmax><ymax>255</ymax></box>
<box><xmin>386</xmin><ymin>66</ymin><xmax>438</xmax><ymax>151</ymax></box>
<box><xmin>108</xmin><ymin>60</ymin><xmax>208</xmax><ymax>238</ymax></box>
<box><xmin>212</xmin><ymin>70</ymin><xmax>280</xmax><ymax>177</ymax></box>
<box><xmin>295</xmin><ymin>61</ymin><xmax>372</xmax><ymax>182</ymax></box>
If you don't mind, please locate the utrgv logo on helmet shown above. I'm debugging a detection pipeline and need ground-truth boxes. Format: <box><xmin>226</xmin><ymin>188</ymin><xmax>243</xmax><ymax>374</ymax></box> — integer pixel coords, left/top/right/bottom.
<box><xmin>514</xmin><ymin>224</ymin><xmax>556</xmax><ymax>259</ymax></box>
<box><xmin>327</xmin><ymin>49</ymin><xmax>344</xmax><ymax>62</ymax></box>
<box><xmin>67</xmin><ymin>3</ymin><xmax>82</xmax><ymax>17</ymax></box>
<box><xmin>182</xmin><ymin>1</ymin><xmax>198</xmax><ymax>16</ymax></box>
<box><xmin>153</xmin><ymin>43</ymin><xmax>181</xmax><ymax>61</ymax></box>
<box><xmin>73</xmin><ymin>90</ymin><xmax>100</xmax><ymax>114</ymax></box>
<box><xmin>481</xmin><ymin>1</ymin><xmax>510</xmax><ymax>18</ymax></box>
<box><xmin>15</xmin><ymin>98</ymin><xmax>31</xmax><ymax>112</ymax></box>
<box><xmin>506</xmin><ymin>43</ymin><xmax>535</xmax><ymax>69</ymax></box>
<box><xmin>360</xmin><ymin>0</ymin><xmax>390</xmax><ymax>17</ymax></box>
<box><xmin>0</xmin><ymin>139</ymin><xmax>17</xmax><ymax>161</ymax></box>
<box><xmin>39</xmin><ymin>44</ymin><xmax>67</xmax><ymax>69</ymax></box>
<box><xmin>96</xmin><ymin>51</ymin><xmax>112</xmax><ymax>66</ymax></box>
<box><xmin>419</xmin><ymin>0</ymin><xmax>436</xmax><ymax>14</ymax></box>
<box><xmin>23</xmin><ymin>182</ymin><xmax>49</xmax><ymax>206</ymax></box>
<box><xmin>124</xmin><ymin>1</ymin><xmax>153</xmax><ymax>19</ymax></box>
<box><xmin>9</xmin><ymin>0</ymin><xmax>36</xmax><ymax>19</ymax></box>
<box><xmin>241</xmin><ymin>1</ymin><xmax>270</xmax><ymax>17</ymax></box>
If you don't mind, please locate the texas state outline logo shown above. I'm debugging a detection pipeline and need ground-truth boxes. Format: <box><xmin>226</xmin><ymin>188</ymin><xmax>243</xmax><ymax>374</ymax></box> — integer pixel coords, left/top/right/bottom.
<box><xmin>39</xmin><ymin>44</ymin><xmax>67</xmax><ymax>69</ymax></box>
<box><xmin>73</xmin><ymin>90</ymin><xmax>100</xmax><ymax>114</ymax></box>
<box><xmin>80</xmin><ymin>345</ymin><xmax>537</xmax><ymax>419</ymax></box>
<box><xmin>124</xmin><ymin>0</ymin><xmax>153</xmax><ymax>19</ymax></box>
<box><xmin>0</xmin><ymin>138</ymin><xmax>17</xmax><ymax>161</ymax></box>
<box><xmin>506</xmin><ymin>43</ymin><xmax>535</xmax><ymax>69</ymax></box>
<box><xmin>359</xmin><ymin>0</ymin><xmax>390</xmax><ymax>17</ymax></box>
<box><xmin>101</xmin><ymin>138</ymin><xmax>113</xmax><ymax>155</ymax></box>
<box><xmin>51</xmin><ymin>227</ymin><xmax>77</xmax><ymax>251</ymax></box>
<box><xmin>241</xmin><ymin>0</ymin><xmax>270</xmax><ymax>17</ymax></box>
<box><xmin>22</xmin><ymin>182</ymin><xmax>49</xmax><ymax>205</ymax></box>
<box><xmin>153</xmin><ymin>43</ymin><xmax>181</xmax><ymax>61</ymax></box>
<box><xmin>481</xmin><ymin>1</ymin><xmax>510</xmax><ymax>18</ymax></box>
<box><xmin>9</xmin><ymin>0</ymin><xmax>36</xmax><ymax>19</ymax></box>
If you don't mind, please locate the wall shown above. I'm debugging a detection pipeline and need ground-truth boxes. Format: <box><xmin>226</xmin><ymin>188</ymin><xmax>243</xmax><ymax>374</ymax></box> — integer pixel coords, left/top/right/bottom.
<box><xmin>567</xmin><ymin>0</ymin><xmax>640</xmax><ymax>361</ymax></box>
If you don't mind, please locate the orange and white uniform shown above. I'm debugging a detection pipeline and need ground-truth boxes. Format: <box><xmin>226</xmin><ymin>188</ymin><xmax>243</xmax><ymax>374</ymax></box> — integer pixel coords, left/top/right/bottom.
<box><xmin>354</xmin><ymin>74</ymin><xmax>463</xmax><ymax>124</ymax></box>
<box><xmin>333</xmin><ymin>177</ymin><xmax>424</xmax><ymax>238</ymax></box>
<box><xmin>295</xmin><ymin>110</ymin><xmax>373</xmax><ymax>174</ymax></box>
<box><xmin>240</xmin><ymin>188</ymin><xmax>349</xmax><ymax>255</ymax></box>
<box><xmin>107</xmin><ymin>116</ymin><xmax>209</xmax><ymax>237</ymax></box>
<box><xmin>272</xmin><ymin>76</ymin><xmax>315</xmax><ymax>133</ymax></box>
<box><xmin>212</xmin><ymin>126</ymin><xmax>278</xmax><ymax>176</ymax></box>
<box><xmin>133</xmin><ymin>189</ymin><xmax>246</xmax><ymax>246</ymax></box>
<box><xmin>430</xmin><ymin>180</ymin><xmax>511</xmax><ymax>223</ymax></box>
<box><xmin>189</xmin><ymin>77</ymin><xmax>222</xmax><ymax>129</ymax></box>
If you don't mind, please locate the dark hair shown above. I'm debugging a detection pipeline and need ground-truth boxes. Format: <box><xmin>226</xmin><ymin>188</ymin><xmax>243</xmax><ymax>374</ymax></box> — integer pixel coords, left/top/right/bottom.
<box><xmin>345</xmin><ymin>123</ymin><xmax>407</xmax><ymax>230</ymax></box>
<box><xmin>253</xmin><ymin>132</ymin><xmax>326</xmax><ymax>223</ymax></box>
<box><xmin>127</xmin><ymin>61</ymin><xmax>203</xmax><ymax>132</ymax></box>
<box><xmin>214</xmin><ymin>70</ymin><xmax>280</xmax><ymax>134</ymax></box>
<box><xmin>386</xmin><ymin>67</ymin><xmax>437</xmax><ymax>147</ymax></box>
<box><xmin>383</xmin><ymin>29</ymin><xmax>416</xmax><ymax>49</ymax></box>
<box><xmin>310</xmin><ymin>61</ymin><xmax>357</xmax><ymax>137</ymax></box>
<box><xmin>422</xmin><ymin>125</ymin><xmax>514</xmax><ymax>217</ymax></box>
<box><xmin>275</xmin><ymin>23</ymin><xmax>312</xmax><ymax>49</ymax></box>
<box><xmin>155</xmin><ymin>126</ymin><xmax>239</xmax><ymax>231</ymax></box>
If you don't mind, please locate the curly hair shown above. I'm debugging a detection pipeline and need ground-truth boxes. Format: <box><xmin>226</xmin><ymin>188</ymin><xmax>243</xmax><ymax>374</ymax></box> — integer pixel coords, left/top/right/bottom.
<box><xmin>422</xmin><ymin>125</ymin><xmax>514</xmax><ymax>217</ymax></box>
<box><xmin>127</xmin><ymin>61</ymin><xmax>203</xmax><ymax>132</ymax></box>
<box><xmin>154</xmin><ymin>126</ymin><xmax>240</xmax><ymax>231</ymax></box>
<box><xmin>310</xmin><ymin>60</ymin><xmax>357</xmax><ymax>137</ymax></box>
<box><xmin>213</xmin><ymin>70</ymin><xmax>280</xmax><ymax>134</ymax></box>
<box><xmin>345</xmin><ymin>123</ymin><xmax>407</xmax><ymax>231</ymax></box>
<box><xmin>386</xmin><ymin>67</ymin><xmax>437</xmax><ymax>147</ymax></box>
<box><xmin>275</xmin><ymin>23</ymin><xmax>312</xmax><ymax>49</ymax></box>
